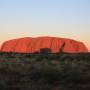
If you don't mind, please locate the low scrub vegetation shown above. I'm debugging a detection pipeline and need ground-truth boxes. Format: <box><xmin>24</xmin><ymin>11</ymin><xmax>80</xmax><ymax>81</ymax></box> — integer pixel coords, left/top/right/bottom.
<box><xmin>0</xmin><ymin>50</ymin><xmax>90</xmax><ymax>90</ymax></box>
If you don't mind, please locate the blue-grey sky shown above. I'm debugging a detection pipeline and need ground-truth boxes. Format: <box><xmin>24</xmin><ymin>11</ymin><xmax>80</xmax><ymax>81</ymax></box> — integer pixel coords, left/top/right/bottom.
<box><xmin>0</xmin><ymin>0</ymin><xmax>90</xmax><ymax>49</ymax></box>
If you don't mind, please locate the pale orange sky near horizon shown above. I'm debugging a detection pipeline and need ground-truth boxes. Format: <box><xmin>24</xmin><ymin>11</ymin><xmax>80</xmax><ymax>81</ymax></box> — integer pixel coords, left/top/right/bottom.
<box><xmin>0</xmin><ymin>0</ymin><xmax>90</xmax><ymax>51</ymax></box>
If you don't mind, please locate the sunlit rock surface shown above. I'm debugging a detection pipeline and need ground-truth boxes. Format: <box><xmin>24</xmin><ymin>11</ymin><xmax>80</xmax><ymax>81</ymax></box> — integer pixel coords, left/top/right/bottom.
<box><xmin>0</xmin><ymin>36</ymin><xmax>88</xmax><ymax>53</ymax></box>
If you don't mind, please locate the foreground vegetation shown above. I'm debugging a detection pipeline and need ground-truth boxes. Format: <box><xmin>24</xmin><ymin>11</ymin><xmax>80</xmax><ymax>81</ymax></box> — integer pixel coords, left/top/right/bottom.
<box><xmin>0</xmin><ymin>51</ymin><xmax>90</xmax><ymax>90</ymax></box>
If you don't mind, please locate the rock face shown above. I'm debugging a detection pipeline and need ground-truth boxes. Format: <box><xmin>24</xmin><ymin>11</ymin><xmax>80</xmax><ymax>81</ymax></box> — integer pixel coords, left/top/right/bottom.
<box><xmin>0</xmin><ymin>37</ymin><xmax>88</xmax><ymax>53</ymax></box>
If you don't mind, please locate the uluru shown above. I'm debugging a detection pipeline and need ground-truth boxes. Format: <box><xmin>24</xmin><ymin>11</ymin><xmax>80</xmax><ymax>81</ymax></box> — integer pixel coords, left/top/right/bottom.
<box><xmin>0</xmin><ymin>36</ymin><xmax>88</xmax><ymax>53</ymax></box>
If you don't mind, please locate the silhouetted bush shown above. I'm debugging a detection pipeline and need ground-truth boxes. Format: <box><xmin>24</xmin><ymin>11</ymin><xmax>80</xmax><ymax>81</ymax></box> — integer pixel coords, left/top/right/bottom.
<box><xmin>40</xmin><ymin>48</ymin><xmax>52</xmax><ymax>54</ymax></box>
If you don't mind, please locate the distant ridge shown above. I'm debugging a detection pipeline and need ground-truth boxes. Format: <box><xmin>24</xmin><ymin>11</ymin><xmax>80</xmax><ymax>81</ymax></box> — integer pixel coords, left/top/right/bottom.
<box><xmin>0</xmin><ymin>36</ymin><xmax>88</xmax><ymax>53</ymax></box>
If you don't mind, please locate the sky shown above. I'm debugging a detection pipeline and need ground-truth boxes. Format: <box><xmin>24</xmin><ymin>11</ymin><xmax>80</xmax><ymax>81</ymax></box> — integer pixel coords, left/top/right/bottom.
<box><xmin>0</xmin><ymin>0</ymin><xmax>90</xmax><ymax>50</ymax></box>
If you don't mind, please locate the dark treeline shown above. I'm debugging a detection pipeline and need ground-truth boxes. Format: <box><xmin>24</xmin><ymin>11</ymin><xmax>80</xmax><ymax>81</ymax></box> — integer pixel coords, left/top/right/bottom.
<box><xmin>0</xmin><ymin>48</ymin><xmax>90</xmax><ymax>63</ymax></box>
<box><xmin>0</xmin><ymin>48</ymin><xmax>90</xmax><ymax>90</ymax></box>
